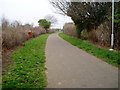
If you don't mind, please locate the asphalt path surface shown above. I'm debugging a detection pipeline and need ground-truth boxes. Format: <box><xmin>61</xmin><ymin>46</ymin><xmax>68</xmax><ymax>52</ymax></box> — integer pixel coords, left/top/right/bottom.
<box><xmin>45</xmin><ymin>33</ymin><xmax>118</xmax><ymax>88</ymax></box>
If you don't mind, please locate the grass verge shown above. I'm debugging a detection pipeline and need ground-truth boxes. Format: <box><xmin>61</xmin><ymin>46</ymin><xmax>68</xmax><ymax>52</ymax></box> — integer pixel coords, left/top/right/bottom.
<box><xmin>3</xmin><ymin>34</ymin><xmax>50</xmax><ymax>88</ymax></box>
<box><xmin>59</xmin><ymin>33</ymin><xmax>119</xmax><ymax>68</ymax></box>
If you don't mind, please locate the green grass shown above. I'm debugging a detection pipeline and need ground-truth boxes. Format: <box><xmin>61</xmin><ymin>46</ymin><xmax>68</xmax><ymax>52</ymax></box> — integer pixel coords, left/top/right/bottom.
<box><xmin>2</xmin><ymin>34</ymin><xmax>50</xmax><ymax>88</ymax></box>
<box><xmin>59</xmin><ymin>33</ymin><xmax>120</xmax><ymax>68</ymax></box>
<box><xmin>0</xmin><ymin>76</ymin><xmax>2</xmax><ymax>90</ymax></box>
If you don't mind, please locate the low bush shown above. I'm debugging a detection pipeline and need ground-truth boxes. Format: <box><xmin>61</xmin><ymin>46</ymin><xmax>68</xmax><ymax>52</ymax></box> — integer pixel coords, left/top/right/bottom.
<box><xmin>2</xmin><ymin>29</ymin><xmax>29</xmax><ymax>49</ymax></box>
<box><xmin>63</xmin><ymin>23</ymin><xmax>77</xmax><ymax>37</ymax></box>
<box><xmin>2</xmin><ymin>17</ymin><xmax>47</xmax><ymax>50</ymax></box>
<box><xmin>32</xmin><ymin>27</ymin><xmax>46</xmax><ymax>37</ymax></box>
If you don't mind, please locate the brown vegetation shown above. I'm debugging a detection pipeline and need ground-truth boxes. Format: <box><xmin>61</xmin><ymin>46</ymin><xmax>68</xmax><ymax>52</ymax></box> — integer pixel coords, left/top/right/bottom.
<box><xmin>1</xmin><ymin>17</ymin><xmax>54</xmax><ymax>50</ymax></box>
<box><xmin>63</xmin><ymin>23</ymin><xmax>77</xmax><ymax>37</ymax></box>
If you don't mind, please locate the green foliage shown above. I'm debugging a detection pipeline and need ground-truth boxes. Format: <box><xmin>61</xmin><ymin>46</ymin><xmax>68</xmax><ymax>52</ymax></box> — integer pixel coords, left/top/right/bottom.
<box><xmin>59</xmin><ymin>33</ymin><xmax>119</xmax><ymax>68</ymax></box>
<box><xmin>2</xmin><ymin>34</ymin><xmax>50</xmax><ymax>88</ymax></box>
<box><xmin>76</xmin><ymin>23</ymin><xmax>84</xmax><ymax>38</ymax></box>
<box><xmin>114</xmin><ymin>2</ymin><xmax>120</xmax><ymax>50</ymax></box>
<box><xmin>51</xmin><ymin>1</ymin><xmax>112</xmax><ymax>38</ymax></box>
<box><xmin>38</xmin><ymin>19</ymin><xmax>51</xmax><ymax>30</ymax></box>
<box><xmin>107</xmin><ymin>3</ymin><xmax>120</xmax><ymax>24</ymax></box>
<box><xmin>68</xmin><ymin>2</ymin><xmax>111</xmax><ymax>38</ymax></box>
<box><xmin>115</xmin><ymin>8</ymin><xmax>120</xmax><ymax>24</ymax></box>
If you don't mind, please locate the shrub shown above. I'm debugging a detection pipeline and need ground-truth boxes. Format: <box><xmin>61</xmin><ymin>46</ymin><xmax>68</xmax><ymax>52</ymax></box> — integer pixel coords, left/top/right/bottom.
<box><xmin>2</xmin><ymin>17</ymin><xmax>46</xmax><ymax>50</ymax></box>
<box><xmin>32</xmin><ymin>27</ymin><xmax>46</xmax><ymax>37</ymax></box>
<box><xmin>63</xmin><ymin>23</ymin><xmax>77</xmax><ymax>37</ymax></box>
<box><xmin>2</xmin><ymin>29</ymin><xmax>29</xmax><ymax>49</ymax></box>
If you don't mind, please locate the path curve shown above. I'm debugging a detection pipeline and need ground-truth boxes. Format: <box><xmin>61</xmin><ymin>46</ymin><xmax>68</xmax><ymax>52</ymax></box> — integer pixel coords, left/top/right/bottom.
<box><xmin>45</xmin><ymin>33</ymin><xmax>118</xmax><ymax>88</ymax></box>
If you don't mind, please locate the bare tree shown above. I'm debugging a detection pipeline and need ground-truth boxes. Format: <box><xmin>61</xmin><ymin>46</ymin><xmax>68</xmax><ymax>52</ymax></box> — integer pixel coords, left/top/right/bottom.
<box><xmin>50</xmin><ymin>0</ymin><xmax>111</xmax><ymax>34</ymax></box>
<box><xmin>1</xmin><ymin>17</ymin><xmax>9</xmax><ymax>31</ymax></box>
<box><xmin>10</xmin><ymin>20</ymin><xmax>22</xmax><ymax>28</ymax></box>
<box><xmin>44</xmin><ymin>14</ymin><xmax>57</xmax><ymax>24</ymax></box>
<box><xmin>49</xmin><ymin>0</ymin><xmax>70</xmax><ymax>15</ymax></box>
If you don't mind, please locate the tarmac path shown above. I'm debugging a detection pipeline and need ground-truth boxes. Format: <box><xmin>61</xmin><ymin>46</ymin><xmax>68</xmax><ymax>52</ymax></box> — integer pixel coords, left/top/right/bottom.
<box><xmin>45</xmin><ymin>33</ymin><xmax>118</xmax><ymax>88</ymax></box>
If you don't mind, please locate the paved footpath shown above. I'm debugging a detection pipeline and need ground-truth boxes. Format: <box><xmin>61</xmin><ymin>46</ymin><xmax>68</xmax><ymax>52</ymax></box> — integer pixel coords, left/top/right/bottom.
<box><xmin>45</xmin><ymin>33</ymin><xmax>118</xmax><ymax>88</ymax></box>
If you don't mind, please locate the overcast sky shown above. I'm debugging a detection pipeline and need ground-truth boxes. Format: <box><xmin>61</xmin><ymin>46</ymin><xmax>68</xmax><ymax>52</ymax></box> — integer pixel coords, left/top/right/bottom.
<box><xmin>0</xmin><ymin>0</ymin><xmax>73</xmax><ymax>29</ymax></box>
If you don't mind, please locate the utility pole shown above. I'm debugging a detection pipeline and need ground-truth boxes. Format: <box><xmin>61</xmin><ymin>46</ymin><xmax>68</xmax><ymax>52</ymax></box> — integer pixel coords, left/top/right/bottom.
<box><xmin>110</xmin><ymin>0</ymin><xmax>114</xmax><ymax>50</ymax></box>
